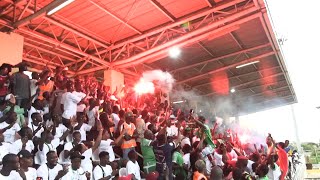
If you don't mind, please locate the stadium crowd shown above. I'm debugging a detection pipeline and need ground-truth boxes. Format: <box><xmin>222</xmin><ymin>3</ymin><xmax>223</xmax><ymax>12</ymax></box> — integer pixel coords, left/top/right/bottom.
<box><xmin>0</xmin><ymin>62</ymin><xmax>294</xmax><ymax>180</ymax></box>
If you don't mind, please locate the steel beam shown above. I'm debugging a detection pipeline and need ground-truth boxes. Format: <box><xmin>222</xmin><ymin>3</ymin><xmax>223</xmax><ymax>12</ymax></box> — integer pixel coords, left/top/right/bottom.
<box><xmin>18</xmin><ymin>28</ymin><xmax>111</xmax><ymax>67</ymax></box>
<box><xmin>149</xmin><ymin>0</ymin><xmax>175</xmax><ymax>22</ymax></box>
<box><xmin>177</xmin><ymin>51</ymin><xmax>275</xmax><ymax>84</ymax></box>
<box><xmin>76</xmin><ymin>8</ymin><xmax>259</xmax><ymax>74</ymax></box>
<box><xmin>204</xmin><ymin>0</ymin><xmax>215</xmax><ymax>7</ymax></box>
<box><xmin>259</xmin><ymin>12</ymin><xmax>297</xmax><ymax>102</ymax></box>
<box><xmin>24</xmin><ymin>42</ymin><xmax>76</xmax><ymax>62</ymax></box>
<box><xmin>13</xmin><ymin>0</ymin><xmax>67</xmax><ymax>28</ymax></box>
<box><xmin>202</xmin><ymin>71</ymin><xmax>284</xmax><ymax>97</ymax></box>
<box><xmin>89</xmin><ymin>0</ymin><xmax>142</xmax><ymax>35</ymax></box>
<box><xmin>113</xmin><ymin>8</ymin><xmax>259</xmax><ymax>68</ymax></box>
<box><xmin>192</xmin><ymin>66</ymin><xmax>280</xmax><ymax>88</ymax></box>
<box><xmin>98</xmin><ymin>0</ymin><xmax>248</xmax><ymax>53</ymax></box>
<box><xmin>237</xmin><ymin>85</ymin><xmax>290</xmax><ymax>101</ymax></box>
<box><xmin>172</xmin><ymin>43</ymin><xmax>270</xmax><ymax>73</ymax></box>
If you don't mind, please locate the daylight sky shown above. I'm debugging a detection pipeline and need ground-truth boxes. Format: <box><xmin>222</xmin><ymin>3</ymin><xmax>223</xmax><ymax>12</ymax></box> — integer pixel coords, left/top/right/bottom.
<box><xmin>239</xmin><ymin>0</ymin><xmax>320</xmax><ymax>143</ymax></box>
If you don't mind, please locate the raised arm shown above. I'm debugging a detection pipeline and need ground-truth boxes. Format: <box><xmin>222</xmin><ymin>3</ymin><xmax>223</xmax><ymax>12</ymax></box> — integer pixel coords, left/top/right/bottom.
<box><xmin>92</xmin><ymin>120</ymin><xmax>103</xmax><ymax>152</ymax></box>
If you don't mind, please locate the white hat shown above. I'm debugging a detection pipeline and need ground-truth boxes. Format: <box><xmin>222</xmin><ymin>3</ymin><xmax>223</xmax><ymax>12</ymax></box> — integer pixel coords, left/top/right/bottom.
<box><xmin>110</xmin><ymin>95</ymin><xmax>118</xmax><ymax>101</ymax></box>
<box><xmin>63</xmin><ymin>67</ymin><xmax>69</xmax><ymax>71</ymax></box>
<box><xmin>169</xmin><ymin>114</ymin><xmax>176</xmax><ymax>119</ymax></box>
<box><xmin>5</xmin><ymin>94</ymin><xmax>14</xmax><ymax>101</ymax></box>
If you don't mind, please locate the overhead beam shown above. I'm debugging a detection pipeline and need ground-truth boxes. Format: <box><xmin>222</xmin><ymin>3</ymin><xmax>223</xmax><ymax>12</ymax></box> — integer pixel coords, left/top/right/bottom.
<box><xmin>192</xmin><ymin>65</ymin><xmax>280</xmax><ymax>88</ymax></box>
<box><xmin>24</xmin><ymin>42</ymin><xmax>76</xmax><ymax>62</ymax></box>
<box><xmin>76</xmin><ymin>7</ymin><xmax>259</xmax><ymax>74</ymax></box>
<box><xmin>17</xmin><ymin>27</ymin><xmax>110</xmax><ymax>66</ymax></box>
<box><xmin>149</xmin><ymin>0</ymin><xmax>176</xmax><ymax>22</ymax></box>
<box><xmin>204</xmin><ymin>0</ymin><xmax>216</xmax><ymax>7</ymax></box>
<box><xmin>88</xmin><ymin>0</ymin><xmax>142</xmax><ymax>35</ymax></box>
<box><xmin>171</xmin><ymin>43</ymin><xmax>270</xmax><ymax>73</ymax></box>
<box><xmin>177</xmin><ymin>51</ymin><xmax>275</xmax><ymax>84</ymax></box>
<box><xmin>199</xmin><ymin>71</ymin><xmax>284</xmax><ymax>97</ymax></box>
<box><xmin>236</xmin><ymin>85</ymin><xmax>290</xmax><ymax>101</ymax></box>
<box><xmin>13</xmin><ymin>0</ymin><xmax>67</xmax><ymax>28</ymax></box>
<box><xmin>259</xmin><ymin>11</ymin><xmax>297</xmax><ymax>103</ymax></box>
<box><xmin>113</xmin><ymin>7</ymin><xmax>259</xmax><ymax>68</ymax></box>
<box><xmin>98</xmin><ymin>0</ymin><xmax>248</xmax><ymax>53</ymax></box>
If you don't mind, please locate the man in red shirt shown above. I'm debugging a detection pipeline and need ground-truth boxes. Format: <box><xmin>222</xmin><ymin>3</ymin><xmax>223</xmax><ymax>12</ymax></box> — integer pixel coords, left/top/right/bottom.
<box><xmin>277</xmin><ymin>142</ymin><xmax>288</xmax><ymax>180</ymax></box>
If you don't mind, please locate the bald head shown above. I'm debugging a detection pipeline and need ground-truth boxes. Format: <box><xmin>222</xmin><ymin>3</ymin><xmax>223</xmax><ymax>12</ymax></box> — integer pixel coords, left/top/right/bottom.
<box><xmin>144</xmin><ymin>130</ymin><xmax>153</xmax><ymax>140</ymax></box>
<box><xmin>210</xmin><ymin>165</ymin><xmax>223</xmax><ymax>180</ymax></box>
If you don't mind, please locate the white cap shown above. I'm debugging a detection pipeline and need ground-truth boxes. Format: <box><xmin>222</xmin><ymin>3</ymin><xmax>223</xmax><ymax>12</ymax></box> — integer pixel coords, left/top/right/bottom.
<box><xmin>110</xmin><ymin>95</ymin><xmax>118</xmax><ymax>101</ymax></box>
<box><xmin>169</xmin><ymin>114</ymin><xmax>176</xmax><ymax>119</ymax></box>
<box><xmin>5</xmin><ymin>94</ymin><xmax>14</xmax><ymax>101</ymax></box>
<box><xmin>63</xmin><ymin>67</ymin><xmax>69</xmax><ymax>71</ymax></box>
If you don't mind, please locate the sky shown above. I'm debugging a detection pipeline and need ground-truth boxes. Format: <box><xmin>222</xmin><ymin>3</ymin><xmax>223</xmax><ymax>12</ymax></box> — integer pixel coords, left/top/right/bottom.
<box><xmin>238</xmin><ymin>0</ymin><xmax>320</xmax><ymax>143</ymax></box>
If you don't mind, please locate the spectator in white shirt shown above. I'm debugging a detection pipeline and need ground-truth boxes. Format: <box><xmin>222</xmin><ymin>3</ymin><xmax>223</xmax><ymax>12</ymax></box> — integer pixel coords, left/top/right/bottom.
<box><xmin>36</xmin><ymin>127</ymin><xmax>70</xmax><ymax>165</ymax></box>
<box><xmin>72</xmin><ymin>120</ymin><xmax>103</xmax><ymax>176</ymax></box>
<box><xmin>0</xmin><ymin>133</ymin><xmax>11</xmax><ymax>164</ymax></box>
<box><xmin>51</xmin><ymin>114</ymin><xmax>68</xmax><ymax>155</ymax></box>
<box><xmin>73</xmin><ymin>114</ymin><xmax>92</xmax><ymax>142</ymax></box>
<box><xmin>166</xmin><ymin>120</ymin><xmax>178</xmax><ymax>137</ymax></box>
<box><xmin>93</xmin><ymin>151</ymin><xmax>117</xmax><ymax>180</ymax></box>
<box><xmin>11</xmin><ymin>127</ymin><xmax>34</xmax><ymax>154</ymax></box>
<box><xmin>110</xmin><ymin>105</ymin><xmax>120</xmax><ymax>132</ymax></box>
<box><xmin>61</xmin><ymin>151</ymin><xmax>89</xmax><ymax>180</ymax></box>
<box><xmin>61</xmin><ymin>131</ymin><xmax>82</xmax><ymax>165</ymax></box>
<box><xmin>28</xmin><ymin>112</ymin><xmax>45</xmax><ymax>139</ymax></box>
<box><xmin>18</xmin><ymin>150</ymin><xmax>37</xmax><ymax>180</ymax></box>
<box><xmin>86</xmin><ymin>98</ymin><xmax>100</xmax><ymax>127</ymax></box>
<box><xmin>0</xmin><ymin>153</ymin><xmax>26</xmax><ymax>180</ymax></box>
<box><xmin>96</xmin><ymin>130</ymin><xmax>116</xmax><ymax>162</ymax></box>
<box><xmin>61</xmin><ymin>81</ymin><xmax>86</xmax><ymax>126</ymax></box>
<box><xmin>182</xmin><ymin>144</ymin><xmax>192</xmax><ymax>170</ymax></box>
<box><xmin>27</xmin><ymin>99</ymin><xmax>47</xmax><ymax>126</ymax></box>
<box><xmin>0</xmin><ymin>112</ymin><xmax>21</xmax><ymax>143</ymax></box>
<box><xmin>37</xmin><ymin>151</ymin><xmax>68</xmax><ymax>180</ymax></box>
<box><xmin>126</xmin><ymin>150</ymin><xmax>142</xmax><ymax>180</ymax></box>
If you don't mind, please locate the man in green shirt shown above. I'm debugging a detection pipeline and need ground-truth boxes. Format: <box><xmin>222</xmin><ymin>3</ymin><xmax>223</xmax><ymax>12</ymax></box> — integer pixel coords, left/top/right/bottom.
<box><xmin>172</xmin><ymin>146</ymin><xmax>186</xmax><ymax>179</ymax></box>
<box><xmin>140</xmin><ymin>130</ymin><xmax>156</xmax><ymax>174</ymax></box>
<box><xmin>195</xmin><ymin>116</ymin><xmax>215</xmax><ymax>148</ymax></box>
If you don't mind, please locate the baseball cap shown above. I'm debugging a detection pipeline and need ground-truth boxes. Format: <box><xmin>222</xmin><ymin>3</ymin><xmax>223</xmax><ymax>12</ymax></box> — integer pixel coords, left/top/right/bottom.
<box><xmin>125</xmin><ymin>111</ymin><xmax>134</xmax><ymax>118</ymax></box>
<box><xmin>169</xmin><ymin>114</ymin><xmax>176</xmax><ymax>119</ymax></box>
<box><xmin>18</xmin><ymin>150</ymin><xmax>33</xmax><ymax>159</ymax></box>
<box><xmin>5</xmin><ymin>94</ymin><xmax>14</xmax><ymax>101</ymax></box>
<box><xmin>110</xmin><ymin>95</ymin><xmax>118</xmax><ymax>101</ymax></box>
<box><xmin>70</xmin><ymin>151</ymin><xmax>85</xmax><ymax>160</ymax></box>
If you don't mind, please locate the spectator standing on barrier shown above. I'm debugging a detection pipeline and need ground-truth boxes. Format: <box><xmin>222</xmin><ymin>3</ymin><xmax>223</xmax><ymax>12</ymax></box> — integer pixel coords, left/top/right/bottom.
<box><xmin>11</xmin><ymin>63</ymin><xmax>30</xmax><ymax>109</ymax></box>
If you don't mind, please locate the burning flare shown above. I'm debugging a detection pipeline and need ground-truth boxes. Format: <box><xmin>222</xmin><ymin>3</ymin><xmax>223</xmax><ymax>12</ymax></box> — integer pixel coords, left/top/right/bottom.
<box><xmin>134</xmin><ymin>79</ymin><xmax>155</xmax><ymax>95</ymax></box>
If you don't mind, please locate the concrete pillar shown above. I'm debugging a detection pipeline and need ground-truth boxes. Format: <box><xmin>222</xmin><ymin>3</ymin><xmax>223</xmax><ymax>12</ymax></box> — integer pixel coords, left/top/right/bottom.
<box><xmin>0</xmin><ymin>32</ymin><xmax>23</xmax><ymax>65</ymax></box>
<box><xmin>103</xmin><ymin>69</ymin><xmax>124</xmax><ymax>93</ymax></box>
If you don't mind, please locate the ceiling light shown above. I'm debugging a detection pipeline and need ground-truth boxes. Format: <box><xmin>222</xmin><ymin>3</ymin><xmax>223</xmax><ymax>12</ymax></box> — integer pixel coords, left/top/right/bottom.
<box><xmin>236</xmin><ymin>61</ymin><xmax>260</xmax><ymax>69</ymax></box>
<box><xmin>47</xmin><ymin>0</ymin><xmax>75</xmax><ymax>15</ymax></box>
<box><xmin>230</xmin><ymin>88</ymin><xmax>236</xmax><ymax>93</ymax></box>
<box><xmin>169</xmin><ymin>46</ymin><xmax>181</xmax><ymax>58</ymax></box>
<box><xmin>172</xmin><ymin>100</ymin><xmax>184</xmax><ymax>104</ymax></box>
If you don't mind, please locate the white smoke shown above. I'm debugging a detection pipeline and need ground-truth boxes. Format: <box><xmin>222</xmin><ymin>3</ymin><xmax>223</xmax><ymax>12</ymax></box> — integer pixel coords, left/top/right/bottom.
<box><xmin>140</xmin><ymin>70</ymin><xmax>175</xmax><ymax>93</ymax></box>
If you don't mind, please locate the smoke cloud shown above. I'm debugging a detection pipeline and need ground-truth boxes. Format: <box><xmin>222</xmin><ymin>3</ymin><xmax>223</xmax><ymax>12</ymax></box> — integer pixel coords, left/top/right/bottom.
<box><xmin>140</xmin><ymin>70</ymin><xmax>175</xmax><ymax>93</ymax></box>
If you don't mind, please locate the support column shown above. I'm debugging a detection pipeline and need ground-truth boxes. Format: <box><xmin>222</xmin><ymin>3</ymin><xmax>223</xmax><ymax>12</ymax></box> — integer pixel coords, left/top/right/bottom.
<box><xmin>103</xmin><ymin>69</ymin><xmax>124</xmax><ymax>94</ymax></box>
<box><xmin>0</xmin><ymin>32</ymin><xmax>23</xmax><ymax>65</ymax></box>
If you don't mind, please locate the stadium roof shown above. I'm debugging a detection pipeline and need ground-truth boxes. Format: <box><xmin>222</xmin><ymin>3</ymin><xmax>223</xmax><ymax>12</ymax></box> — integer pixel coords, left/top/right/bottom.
<box><xmin>0</xmin><ymin>0</ymin><xmax>296</xmax><ymax>115</ymax></box>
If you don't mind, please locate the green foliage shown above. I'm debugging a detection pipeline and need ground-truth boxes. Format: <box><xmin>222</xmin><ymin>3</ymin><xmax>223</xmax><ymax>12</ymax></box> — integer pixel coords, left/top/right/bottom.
<box><xmin>302</xmin><ymin>142</ymin><xmax>320</xmax><ymax>164</ymax></box>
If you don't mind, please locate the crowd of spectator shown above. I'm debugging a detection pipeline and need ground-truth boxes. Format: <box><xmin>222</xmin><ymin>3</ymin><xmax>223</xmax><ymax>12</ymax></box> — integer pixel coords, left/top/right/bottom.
<box><xmin>0</xmin><ymin>62</ymin><xmax>294</xmax><ymax>180</ymax></box>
